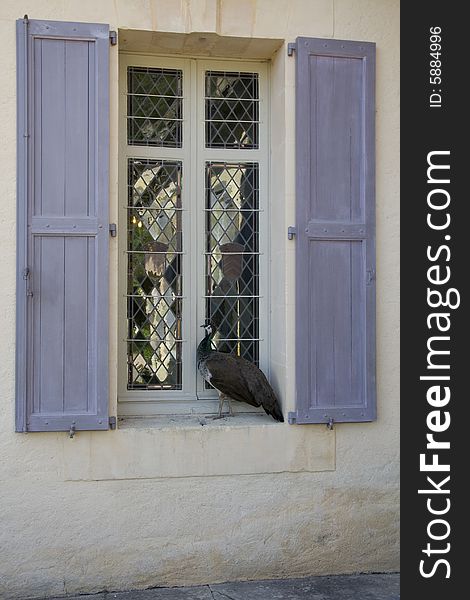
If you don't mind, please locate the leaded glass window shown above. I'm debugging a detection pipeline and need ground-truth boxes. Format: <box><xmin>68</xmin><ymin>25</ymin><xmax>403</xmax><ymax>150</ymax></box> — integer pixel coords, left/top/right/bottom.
<box><xmin>127</xmin><ymin>67</ymin><xmax>183</xmax><ymax>147</ymax></box>
<box><xmin>205</xmin><ymin>162</ymin><xmax>259</xmax><ymax>372</ymax></box>
<box><xmin>121</xmin><ymin>57</ymin><xmax>267</xmax><ymax>411</ymax></box>
<box><xmin>205</xmin><ymin>71</ymin><xmax>259</xmax><ymax>149</ymax></box>
<box><xmin>127</xmin><ymin>159</ymin><xmax>183</xmax><ymax>389</ymax></box>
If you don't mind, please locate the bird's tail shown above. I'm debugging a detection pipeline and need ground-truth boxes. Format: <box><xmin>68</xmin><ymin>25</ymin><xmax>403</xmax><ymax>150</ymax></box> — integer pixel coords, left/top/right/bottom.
<box><xmin>269</xmin><ymin>402</ymin><xmax>284</xmax><ymax>422</ymax></box>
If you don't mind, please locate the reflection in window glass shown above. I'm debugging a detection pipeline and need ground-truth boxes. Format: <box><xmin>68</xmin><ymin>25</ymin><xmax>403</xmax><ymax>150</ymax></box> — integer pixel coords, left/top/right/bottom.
<box><xmin>127</xmin><ymin>159</ymin><xmax>183</xmax><ymax>389</ymax></box>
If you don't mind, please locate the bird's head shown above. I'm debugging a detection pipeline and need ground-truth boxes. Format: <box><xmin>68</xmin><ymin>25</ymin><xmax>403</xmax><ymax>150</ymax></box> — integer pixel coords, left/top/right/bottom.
<box><xmin>200</xmin><ymin>320</ymin><xmax>216</xmax><ymax>337</ymax></box>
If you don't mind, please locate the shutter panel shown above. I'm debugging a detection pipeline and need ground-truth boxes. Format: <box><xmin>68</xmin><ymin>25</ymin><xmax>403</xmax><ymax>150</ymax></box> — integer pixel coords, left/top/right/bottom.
<box><xmin>16</xmin><ymin>19</ymin><xmax>110</xmax><ymax>432</ymax></box>
<box><xmin>292</xmin><ymin>37</ymin><xmax>376</xmax><ymax>425</ymax></box>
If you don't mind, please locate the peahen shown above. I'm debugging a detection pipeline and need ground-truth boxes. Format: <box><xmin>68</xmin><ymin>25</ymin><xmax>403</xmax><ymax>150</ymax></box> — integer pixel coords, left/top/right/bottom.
<box><xmin>197</xmin><ymin>323</ymin><xmax>284</xmax><ymax>422</ymax></box>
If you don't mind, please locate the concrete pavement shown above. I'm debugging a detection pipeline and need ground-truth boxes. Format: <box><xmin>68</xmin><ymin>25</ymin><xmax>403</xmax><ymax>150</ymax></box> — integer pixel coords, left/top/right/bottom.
<box><xmin>43</xmin><ymin>573</ymin><xmax>399</xmax><ymax>600</ymax></box>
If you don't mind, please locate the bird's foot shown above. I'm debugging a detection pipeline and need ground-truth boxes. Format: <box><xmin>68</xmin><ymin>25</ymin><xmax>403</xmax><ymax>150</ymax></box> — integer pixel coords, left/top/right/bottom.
<box><xmin>211</xmin><ymin>412</ymin><xmax>233</xmax><ymax>420</ymax></box>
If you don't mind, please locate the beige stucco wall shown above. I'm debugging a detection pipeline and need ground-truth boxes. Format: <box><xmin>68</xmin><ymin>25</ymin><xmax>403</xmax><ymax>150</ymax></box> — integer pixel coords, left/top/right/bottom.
<box><xmin>0</xmin><ymin>1</ymin><xmax>399</xmax><ymax>598</ymax></box>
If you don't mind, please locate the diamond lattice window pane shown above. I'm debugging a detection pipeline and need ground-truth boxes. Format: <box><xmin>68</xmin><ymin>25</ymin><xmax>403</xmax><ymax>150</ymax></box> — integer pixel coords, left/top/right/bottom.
<box><xmin>127</xmin><ymin>159</ymin><xmax>183</xmax><ymax>390</ymax></box>
<box><xmin>205</xmin><ymin>71</ymin><xmax>259</xmax><ymax>149</ymax></box>
<box><xmin>128</xmin><ymin>67</ymin><xmax>183</xmax><ymax>147</ymax></box>
<box><xmin>205</xmin><ymin>162</ymin><xmax>259</xmax><ymax>386</ymax></box>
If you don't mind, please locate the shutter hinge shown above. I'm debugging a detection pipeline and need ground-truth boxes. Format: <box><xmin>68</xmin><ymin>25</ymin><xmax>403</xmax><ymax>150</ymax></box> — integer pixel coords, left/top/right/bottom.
<box><xmin>22</xmin><ymin>267</ymin><xmax>30</xmax><ymax>280</ymax></box>
<box><xmin>109</xmin><ymin>416</ymin><xmax>117</xmax><ymax>430</ymax></box>
<box><xmin>287</xmin><ymin>226</ymin><xmax>296</xmax><ymax>240</ymax></box>
<box><xmin>327</xmin><ymin>418</ymin><xmax>334</xmax><ymax>430</ymax></box>
<box><xmin>109</xmin><ymin>30</ymin><xmax>117</xmax><ymax>46</ymax></box>
<box><xmin>69</xmin><ymin>424</ymin><xmax>76</xmax><ymax>438</ymax></box>
<box><xmin>287</xmin><ymin>42</ymin><xmax>296</xmax><ymax>56</ymax></box>
<box><xmin>288</xmin><ymin>411</ymin><xmax>297</xmax><ymax>424</ymax></box>
<box><xmin>366</xmin><ymin>269</ymin><xmax>376</xmax><ymax>285</ymax></box>
<box><xmin>109</xmin><ymin>223</ymin><xmax>117</xmax><ymax>237</ymax></box>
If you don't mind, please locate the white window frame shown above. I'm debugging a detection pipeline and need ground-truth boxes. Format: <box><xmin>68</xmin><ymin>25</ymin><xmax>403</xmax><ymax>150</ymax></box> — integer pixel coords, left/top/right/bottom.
<box><xmin>118</xmin><ymin>53</ymin><xmax>270</xmax><ymax>416</ymax></box>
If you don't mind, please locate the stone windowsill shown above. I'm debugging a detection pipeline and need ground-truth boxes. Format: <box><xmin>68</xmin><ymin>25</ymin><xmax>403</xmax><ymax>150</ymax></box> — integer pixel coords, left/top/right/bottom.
<box><xmin>117</xmin><ymin>412</ymin><xmax>282</xmax><ymax>430</ymax></box>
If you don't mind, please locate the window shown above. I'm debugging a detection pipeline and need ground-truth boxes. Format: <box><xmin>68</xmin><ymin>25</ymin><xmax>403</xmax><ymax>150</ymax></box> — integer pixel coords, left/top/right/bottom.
<box><xmin>16</xmin><ymin>21</ymin><xmax>376</xmax><ymax>432</ymax></box>
<box><xmin>118</xmin><ymin>56</ymin><xmax>269</xmax><ymax>415</ymax></box>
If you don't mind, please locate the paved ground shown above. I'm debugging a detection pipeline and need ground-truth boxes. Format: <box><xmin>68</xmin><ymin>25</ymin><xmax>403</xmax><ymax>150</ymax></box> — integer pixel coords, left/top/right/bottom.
<box><xmin>45</xmin><ymin>574</ymin><xmax>399</xmax><ymax>600</ymax></box>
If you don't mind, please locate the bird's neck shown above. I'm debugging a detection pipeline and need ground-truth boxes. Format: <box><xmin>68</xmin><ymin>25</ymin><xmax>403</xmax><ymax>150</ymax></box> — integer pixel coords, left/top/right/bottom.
<box><xmin>197</xmin><ymin>331</ymin><xmax>214</xmax><ymax>361</ymax></box>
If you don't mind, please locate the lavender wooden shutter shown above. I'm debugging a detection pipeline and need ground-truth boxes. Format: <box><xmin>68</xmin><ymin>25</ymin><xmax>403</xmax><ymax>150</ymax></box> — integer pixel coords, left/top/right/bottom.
<box><xmin>16</xmin><ymin>18</ymin><xmax>110</xmax><ymax>432</ymax></box>
<box><xmin>290</xmin><ymin>38</ymin><xmax>376</xmax><ymax>425</ymax></box>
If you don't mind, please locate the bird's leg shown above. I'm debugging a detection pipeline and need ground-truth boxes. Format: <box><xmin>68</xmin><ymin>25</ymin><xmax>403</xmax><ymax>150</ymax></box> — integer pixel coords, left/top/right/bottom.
<box><xmin>218</xmin><ymin>393</ymin><xmax>226</xmax><ymax>418</ymax></box>
<box><xmin>212</xmin><ymin>392</ymin><xmax>235</xmax><ymax>419</ymax></box>
<box><xmin>212</xmin><ymin>392</ymin><xmax>227</xmax><ymax>420</ymax></box>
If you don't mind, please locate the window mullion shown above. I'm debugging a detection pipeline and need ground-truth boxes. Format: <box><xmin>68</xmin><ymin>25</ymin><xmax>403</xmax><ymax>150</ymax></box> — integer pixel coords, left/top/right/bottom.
<box><xmin>186</xmin><ymin>58</ymin><xmax>199</xmax><ymax>396</ymax></box>
<box><xmin>195</xmin><ymin>60</ymin><xmax>213</xmax><ymax>396</ymax></box>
